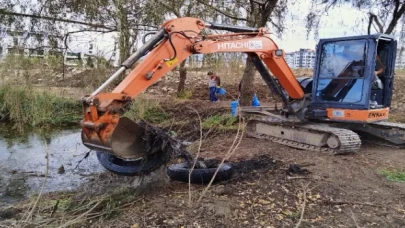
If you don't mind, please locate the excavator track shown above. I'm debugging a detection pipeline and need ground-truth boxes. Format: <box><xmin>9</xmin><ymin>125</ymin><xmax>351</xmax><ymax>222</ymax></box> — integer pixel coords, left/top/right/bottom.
<box><xmin>246</xmin><ymin>119</ymin><xmax>362</xmax><ymax>155</ymax></box>
<box><xmin>347</xmin><ymin>121</ymin><xmax>405</xmax><ymax>148</ymax></box>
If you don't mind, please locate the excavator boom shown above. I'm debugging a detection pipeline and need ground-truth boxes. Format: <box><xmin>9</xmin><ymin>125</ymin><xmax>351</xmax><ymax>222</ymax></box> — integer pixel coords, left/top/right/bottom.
<box><xmin>80</xmin><ymin>17</ymin><xmax>306</xmax><ymax>160</ymax></box>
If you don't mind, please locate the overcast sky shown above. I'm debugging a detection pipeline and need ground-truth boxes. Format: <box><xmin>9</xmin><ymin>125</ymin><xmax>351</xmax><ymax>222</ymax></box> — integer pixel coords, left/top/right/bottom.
<box><xmin>273</xmin><ymin>1</ymin><xmax>372</xmax><ymax>52</ymax></box>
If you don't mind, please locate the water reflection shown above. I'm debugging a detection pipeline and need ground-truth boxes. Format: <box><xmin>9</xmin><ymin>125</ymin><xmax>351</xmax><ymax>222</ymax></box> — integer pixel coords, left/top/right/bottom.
<box><xmin>0</xmin><ymin>123</ymin><xmax>105</xmax><ymax>206</ymax></box>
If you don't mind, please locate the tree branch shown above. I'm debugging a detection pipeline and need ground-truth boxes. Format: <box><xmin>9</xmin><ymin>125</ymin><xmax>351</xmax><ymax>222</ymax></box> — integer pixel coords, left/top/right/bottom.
<box><xmin>369</xmin><ymin>12</ymin><xmax>384</xmax><ymax>33</ymax></box>
<box><xmin>0</xmin><ymin>8</ymin><xmax>114</xmax><ymax>30</ymax></box>
<box><xmin>63</xmin><ymin>28</ymin><xmax>116</xmax><ymax>53</ymax></box>
<box><xmin>156</xmin><ymin>0</ymin><xmax>181</xmax><ymax>18</ymax></box>
<box><xmin>186</xmin><ymin>1</ymin><xmax>193</xmax><ymax>17</ymax></box>
<box><xmin>269</xmin><ymin>18</ymin><xmax>282</xmax><ymax>33</ymax></box>
<box><xmin>251</xmin><ymin>0</ymin><xmax>265</xmax><ymax>6</ymax></box>
<box><xmin>367</xmin><ymin>13</ymin><xmax>373</xmax><ymax>35</ymax></box>
<box><xmin>385</xmin><ymin>1</ymin><xmax>405</xmax><ymax>34</ymax></box>
<box><xmin>195</xmin><ymin>0</ymin><xmax>248</xmax><ymax>22</ymax></box>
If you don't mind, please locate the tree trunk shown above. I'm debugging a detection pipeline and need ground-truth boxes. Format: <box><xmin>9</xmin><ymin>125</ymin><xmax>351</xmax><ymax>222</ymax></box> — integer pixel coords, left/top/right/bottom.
<box><xmin>116</xmin><ymin>0</ymin><xmax>130</xmax><ymax>83</ymax></box>
<box><xmin>177</xmin><ymin>60</ymin><xmax>187</xmax><ymax>96</ymax></box>
<box><xmin>239</xmin><ymin>0</ymin><xmax>277</xmax><ymax>106</ymax></box>
<box><xmin>118</xmin><ymin>15</ymin><xmax>130</xmax><ymax>65</ymax></box>
<box><xmin>239</xmin><ymin>56</ymin><xmax>256</xmax><ymax>106</ymax></box>
<box><xmin>385</xmin><ymin>3</ymin><xmax>405</xmax><ymax>34</ymax></box>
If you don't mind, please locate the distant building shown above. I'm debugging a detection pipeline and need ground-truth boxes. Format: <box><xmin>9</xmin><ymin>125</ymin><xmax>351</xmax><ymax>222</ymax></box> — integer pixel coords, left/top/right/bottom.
<box><xmin>285</xmin><ymin>48</ymin><xmax>316</xmax><ymax>69</ymax></box>
<box><xmin>0</xmin><ymin>27</ymin><xmax>65</xmax><ymax>60</ymax></box>
<box><xmin>0</xmin><ymin>27</ymin><xmax>116</xmax><ymax>67</ymax></box>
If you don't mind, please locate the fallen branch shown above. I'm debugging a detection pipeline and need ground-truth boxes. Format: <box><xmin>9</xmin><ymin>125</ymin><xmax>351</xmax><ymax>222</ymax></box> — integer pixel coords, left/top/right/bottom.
<box><xmin>349</xmin><ymin>207</ymin><xmax>360</xmax><ymax>228</ymax></box>
<box><xmin>323</xmin><ymin>200</ymin><xmax>386</xmax><ymax>208</ymax></box>
<box><xmin>57</xmin><ymin>201</ymin><xmax>103</xmax><ymax>228</ymax></box>
<box><xmin>187</xmin><ymin>107</ymin><xmax>204</xmax><ymax>208</ymax></box>
<box><xmin>295</xmin><ymin>182</ymin><xmax>310</xmax><ymax>228</ymax></box>
<box><xmin>75</xmin><ymin>150</ymin><xmax>91</xmax><ymax>169</ymax></box>
<box><xmin>196</xmin><ymin>115</ymin><xmax>246</xmax><ymax>204</ymax></box>
<box><xmin>286</xmin><ymin>176</ymin><xmax>311</xmax><ymax>180</ymax></box>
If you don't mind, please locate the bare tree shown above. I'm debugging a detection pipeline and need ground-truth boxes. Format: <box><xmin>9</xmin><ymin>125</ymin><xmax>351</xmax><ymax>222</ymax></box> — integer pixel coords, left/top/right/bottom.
<box><xmin>0</xmin><ymin>0</ymin><xmax>157</xmax><ymax>66</ymax></box>
<box><xmin>306</xmin><ymin>0</ymin><xmax>405</xmax><ymax>70</ymax></box>
<box><xmin>306</xmin><ymin>0</ymin><xmax>405</xmax><ymax>36</ymax></box>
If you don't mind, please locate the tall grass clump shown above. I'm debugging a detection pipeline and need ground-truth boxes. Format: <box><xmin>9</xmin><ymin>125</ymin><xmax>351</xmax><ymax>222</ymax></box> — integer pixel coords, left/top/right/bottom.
<box><xmin>123</xmin><ymin>95</ymin><xmax>168</xmax><ymax>124</ymax></box>
<box><xmin>0</xmin><ymin>84</ymin><xmax>82</xmax><ymax>132</ymax></box>
<box><xmin>202</xmin><ymin>114</ymin><xmax>238</xmax><ymax>131</ymax></box>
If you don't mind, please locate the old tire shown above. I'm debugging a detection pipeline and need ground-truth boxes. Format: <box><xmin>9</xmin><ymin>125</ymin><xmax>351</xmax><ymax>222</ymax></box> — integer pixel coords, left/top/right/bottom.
<box><xmin>96</xmin><ymin>150</ymin><xmax>170</xmax><ymax>176</ymax></box>
<box><xmin>167</xmin><ymin>162</ymin><xmax>233</xmax><ymax>184</ymax></box>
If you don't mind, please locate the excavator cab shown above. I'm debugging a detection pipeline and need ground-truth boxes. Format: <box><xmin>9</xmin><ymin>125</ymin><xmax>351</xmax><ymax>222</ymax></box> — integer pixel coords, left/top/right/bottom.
<box><xmin>307</xmin><ymin>33</ymin><xmax>397</xmax><ymax>122</ymax></box>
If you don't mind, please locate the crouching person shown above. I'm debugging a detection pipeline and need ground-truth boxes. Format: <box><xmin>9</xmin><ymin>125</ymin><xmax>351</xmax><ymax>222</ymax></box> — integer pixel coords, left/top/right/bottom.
<box><xmin>207</xmin><ymin>71</ymin><xmax>221</xmax><ymax>103</ymax></box>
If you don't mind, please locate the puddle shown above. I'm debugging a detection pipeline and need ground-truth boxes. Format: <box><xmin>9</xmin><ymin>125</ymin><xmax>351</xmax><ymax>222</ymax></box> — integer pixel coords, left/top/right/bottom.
<box><xmin>0</xmin><ymin>123</ymin><xmax>105</xmax><ymax>206</ymax></box>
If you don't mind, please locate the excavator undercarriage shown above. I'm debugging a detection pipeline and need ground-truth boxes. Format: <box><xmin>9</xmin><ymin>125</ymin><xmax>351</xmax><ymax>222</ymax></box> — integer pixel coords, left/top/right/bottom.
<box><xmin>241</xmin><ymin>106</ymin><xmax>405</xmax><ymax>155</ymax></box>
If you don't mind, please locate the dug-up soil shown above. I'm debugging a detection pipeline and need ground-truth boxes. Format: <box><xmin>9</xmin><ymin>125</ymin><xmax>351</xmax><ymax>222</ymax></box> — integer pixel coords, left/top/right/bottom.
<box><xmin>2</xmin><ymin>69</ymin><xmax>405</xmax><ymax>227</ymax></box>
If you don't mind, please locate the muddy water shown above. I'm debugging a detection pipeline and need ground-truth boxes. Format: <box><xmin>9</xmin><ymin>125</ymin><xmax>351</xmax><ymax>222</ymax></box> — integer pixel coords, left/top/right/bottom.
<box><xmin>0</xmin><ymin>123</ymin><xmax>105</xmax><ymax>206</ymax></box>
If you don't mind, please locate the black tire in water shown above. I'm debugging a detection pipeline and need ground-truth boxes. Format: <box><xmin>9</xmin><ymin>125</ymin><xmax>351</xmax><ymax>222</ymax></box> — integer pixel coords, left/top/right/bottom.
<box><xmin>96</xmin><ymin>150</ymin><xmax>170</xmax><ymax>176</ymax></box>
<box><xmin>167</xmin><ymin>162</ymin><xmax>233</xmax><ymax>184</ymax></box>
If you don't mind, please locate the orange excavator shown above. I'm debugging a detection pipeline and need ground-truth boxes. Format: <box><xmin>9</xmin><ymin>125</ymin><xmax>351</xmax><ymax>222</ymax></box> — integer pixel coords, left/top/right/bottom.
<box><xmin>80</xmin><ymin>17</ymin><xmax>405</xmax><ymax>175</ymax></box>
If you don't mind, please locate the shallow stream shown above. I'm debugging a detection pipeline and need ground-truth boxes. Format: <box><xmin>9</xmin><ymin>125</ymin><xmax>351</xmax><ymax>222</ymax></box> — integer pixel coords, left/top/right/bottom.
<box><xmin>0</xmin><ymin>123</ymin><xmax>105</xmax><ymax>206</ymax></box>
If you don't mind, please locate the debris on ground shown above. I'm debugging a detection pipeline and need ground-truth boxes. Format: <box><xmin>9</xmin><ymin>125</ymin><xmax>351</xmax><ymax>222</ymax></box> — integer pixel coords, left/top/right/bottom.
<box><xmin>286</xmin><ymin>164</ymin><xmax>311</xmax><ymax>176</ymax></box>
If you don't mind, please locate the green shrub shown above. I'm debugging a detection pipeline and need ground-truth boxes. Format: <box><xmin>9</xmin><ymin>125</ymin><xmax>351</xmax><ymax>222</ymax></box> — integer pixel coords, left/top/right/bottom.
<box><xmin>202</xmin><ymin>114</ymin><xmax>238</xmax><ymax>131</ymax></box>
<box><xmin>177</xmin><ymin>89</ymin><xmax>193</xmax><ymax>99</ymax></box>
<box><xmin>123</xmin><ymin>95</ymin><xmax>168</xmax><ymax>124</ymax></box>
<box><xmin>379</xmin><ymin>168</ymin><xmax>405</xmax><ymax>183</ymax></box>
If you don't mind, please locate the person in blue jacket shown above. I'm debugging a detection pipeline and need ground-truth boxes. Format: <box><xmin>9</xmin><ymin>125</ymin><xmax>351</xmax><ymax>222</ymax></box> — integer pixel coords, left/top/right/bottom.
<box><xmin>207</xmin><ymin>71</ymin><xmax>221</xmax><ymax>102</ymax></box>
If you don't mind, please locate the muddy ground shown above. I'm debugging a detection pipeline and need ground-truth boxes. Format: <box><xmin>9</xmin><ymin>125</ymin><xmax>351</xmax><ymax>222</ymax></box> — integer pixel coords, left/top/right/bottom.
<box><xmin>1</xmin><ymin>68</ymin><xmax>405</xmax><ymax>227</ymax></box>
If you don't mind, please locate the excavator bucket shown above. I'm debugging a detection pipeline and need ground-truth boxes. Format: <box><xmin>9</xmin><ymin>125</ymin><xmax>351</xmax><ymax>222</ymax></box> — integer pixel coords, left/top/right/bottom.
<box><xmin>81</xmin><ymin>117</ymin><xmax>148</xmax><ymax>160</ymax></box>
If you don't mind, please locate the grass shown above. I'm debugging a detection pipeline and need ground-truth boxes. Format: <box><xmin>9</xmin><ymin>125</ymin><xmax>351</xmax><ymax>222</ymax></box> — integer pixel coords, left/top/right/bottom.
<box><xmin>378</xmin><ymin>168</ymin><xmax>405</xmax><ymax>183</ymax></box>
<box><xmin>177</xmin><ymin>89</ymin><xmax>193</xmax><ymax>99</ymax></box>
<box><xmin>0</xmin><ymin>84</ymin><xmax>82</xmax><ymax>132</ymax></box>
<box><xmin>202</xmin><ymin>114</ymin><xmax>238</xmax><ymax>131</ymax></box>
<box><xmin>123</xmin><ymin>95</ymin><xmax>169</xmax><ymax>124</ymax></box>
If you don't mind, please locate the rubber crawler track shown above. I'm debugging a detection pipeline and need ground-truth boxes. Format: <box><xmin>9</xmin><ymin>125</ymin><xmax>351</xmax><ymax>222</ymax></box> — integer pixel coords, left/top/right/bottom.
<box><xmin>361</xmin><ymin>121</ymin><xmax>405</xmax><ymax>148</ymax></box>
<box><xmin>247</xmin><ymin>120</ymin><xmax>362</xmax><ymax>155</ymax></box>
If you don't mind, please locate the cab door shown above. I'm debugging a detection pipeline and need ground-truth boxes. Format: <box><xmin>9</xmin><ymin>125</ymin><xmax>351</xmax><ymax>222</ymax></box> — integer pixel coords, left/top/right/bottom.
<box><xmin>371</xmin><ymin>37</ymin><xmax>397</xmax><ymax>108</ymax></box>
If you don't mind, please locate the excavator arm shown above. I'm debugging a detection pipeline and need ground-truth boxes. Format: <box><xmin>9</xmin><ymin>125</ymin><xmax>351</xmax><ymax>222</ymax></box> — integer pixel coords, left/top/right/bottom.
<box><xmin>80</xmin><ymin>17</ymin><xmax>305</xmax><ymax>161</ymax></box>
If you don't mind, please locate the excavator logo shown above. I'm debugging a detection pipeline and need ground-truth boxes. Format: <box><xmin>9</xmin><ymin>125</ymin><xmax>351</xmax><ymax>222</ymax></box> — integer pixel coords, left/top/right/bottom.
<box><xmin>217</xmin><ymin>40</ymin><xmax>263</xmax><ymax>50</ymax></box>
<box><xmin>368</xmin><ymin>111</ymin><xmax>386</xmax><ymax>118</ymax></box>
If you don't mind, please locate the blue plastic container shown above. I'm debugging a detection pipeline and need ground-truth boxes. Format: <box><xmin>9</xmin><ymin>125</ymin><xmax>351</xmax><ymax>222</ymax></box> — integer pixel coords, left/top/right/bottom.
<box><xmin>230</xmin><ymin>100</ymin><xmax>239</xmax><ymax>116</ymax></box>
<box><xmin>216</xmin><ymin>87</ymin><xmax>226</xmax><ymax>95</ymax></box>
<box><xmin>251</xmin><ymin>94</ymin><xmax>260</xmax><ymax>107</ymax></box>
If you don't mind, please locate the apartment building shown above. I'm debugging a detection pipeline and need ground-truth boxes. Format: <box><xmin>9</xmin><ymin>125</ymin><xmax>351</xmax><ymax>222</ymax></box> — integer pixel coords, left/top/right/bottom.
<box><xmin>285</xmin><ymin>48</ymin><xmax>316</xmax><ymax>69</ymax></box>
<box><xmin>0</xmin><ymin>27</ymin><xmax>66</xmax><ymax>60</ymax></box>
<box><xmin>0</xmin><ymin>27</ymin><xmax>112</xmax><ymax>66</ymax></box>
